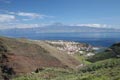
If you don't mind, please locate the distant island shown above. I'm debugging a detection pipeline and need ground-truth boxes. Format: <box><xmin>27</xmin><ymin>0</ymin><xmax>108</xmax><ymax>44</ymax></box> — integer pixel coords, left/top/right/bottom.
<box><xmin>1</xmin><ymin>25</ymin><xmax>120</xmax><ymax>47</ymax></box>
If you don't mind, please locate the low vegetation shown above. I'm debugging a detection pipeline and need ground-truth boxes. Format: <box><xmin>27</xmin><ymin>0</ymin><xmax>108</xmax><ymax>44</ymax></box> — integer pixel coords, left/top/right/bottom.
<box><xmin>0</xmin><ymin>36</ymin><xmax>80</xmax><ymax>79</ymax></box>
<box><xmin>0</xmin><ymin>36</ymin><xmax>120</xmax><ymax>80</ymax></box>
<box><xmin>13</xmin><ymin>58</ymin><xmax>120</xmax><ymax>80</ymax></box>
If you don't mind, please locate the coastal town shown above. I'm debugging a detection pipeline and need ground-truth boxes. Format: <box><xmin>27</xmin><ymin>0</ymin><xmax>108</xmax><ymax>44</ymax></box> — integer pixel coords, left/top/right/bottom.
<box><xmin>46</xmin><ymin>40</ymin><xmax>100</xmax><ymax>56</ymax></box>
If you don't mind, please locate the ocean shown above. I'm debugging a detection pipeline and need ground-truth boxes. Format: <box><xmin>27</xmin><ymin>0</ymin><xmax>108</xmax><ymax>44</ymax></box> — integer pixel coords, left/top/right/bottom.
<box><xmin>3</xmin><ymin>32</ymin><xmax>120</xmax><ymax>47</ymax></box>
<box><xmin>24</xmin><ymin>32</ymin><xmax>120</xmax><ymax>47</ymax></box>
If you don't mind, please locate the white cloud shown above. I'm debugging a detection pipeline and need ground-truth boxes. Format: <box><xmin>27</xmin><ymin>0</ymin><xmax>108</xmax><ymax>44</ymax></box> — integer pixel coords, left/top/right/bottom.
<box><xmin>0</xmin><ymin>23</ymin><xmax>55</xmax><ymax>29</ymax></box>
<box><xmin>0</xmin><ymin>23</ymin><xmax>40</xmax><ymax>29</ymax></box>
<box><xmin>8</xmin><ymin>11</ymin><xmax>16</xmax><ymax>14</ymax></box>
<box><xmin>17</xmin><ymin>12</ymin><xmax>44</xmax><ymax>18</ymax></box>
<box><xmin>9</xmin><ymin>12</ymin><xmax>50</xmax><ymax>19</ymax></box>
<box><xmin>22</xmin><ymin>18</ymin><xmax>33</xmax><ymax>21</ymax></box>
<box><xmin>72</xmin><ymin>24</ymin><xmax>108</xmax><ymax>28</ymax></box>
<box><xmin>0</xmin><ymin>22</ymin><xmax>119</xmax><ymax>30</ymax></box>
<box><xmin>7</xmin><ymin>11</ymin><xmax>53</xmax><ymax>20</ymax></box>
<box><xmin>0</xmin><ymin>14</ymin><xmax>15</xmax><ymax>22</ymax></box>
<box><xmin>15</xmin><ymin>24</ymin><xmax>39</xmax><ymax>28</ymax></box>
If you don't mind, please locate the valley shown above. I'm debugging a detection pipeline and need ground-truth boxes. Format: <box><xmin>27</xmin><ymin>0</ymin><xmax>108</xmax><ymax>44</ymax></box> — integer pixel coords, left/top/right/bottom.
<box><xmin>0</xmin><ymin>36</ymin><xmax>119</xmax><ymax>80</ymax></box>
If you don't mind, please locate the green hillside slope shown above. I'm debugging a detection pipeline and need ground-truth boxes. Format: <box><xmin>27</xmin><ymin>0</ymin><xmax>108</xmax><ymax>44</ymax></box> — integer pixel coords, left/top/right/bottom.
<box><xmin>0</xmin><ymin>36</ymin><xmax>80</xmax><ymax>79</ymax></box>
<box><xmin>87</xmin><ymin>42</ymin><xmax>120</xmax><ymax>62</ymax></box>
<box><xmin>13</xmin><ymin>42</ymin><xmax>120</xmax><ymax>80</ymax></box>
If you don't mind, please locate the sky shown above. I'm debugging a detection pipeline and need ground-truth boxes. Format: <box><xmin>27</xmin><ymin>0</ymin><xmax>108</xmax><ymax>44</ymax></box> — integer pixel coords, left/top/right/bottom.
<box><xmin>0</xmin><ymin>0</ymin><xmax>120</xmax><ymax>29</ymax></box>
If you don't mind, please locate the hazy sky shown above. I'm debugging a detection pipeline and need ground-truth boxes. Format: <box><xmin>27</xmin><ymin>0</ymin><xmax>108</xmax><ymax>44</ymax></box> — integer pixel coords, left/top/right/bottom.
<box><xmin>0</xmin><ymin>0</ymin><xmax>120</xmax><ymax>29</ymax></box>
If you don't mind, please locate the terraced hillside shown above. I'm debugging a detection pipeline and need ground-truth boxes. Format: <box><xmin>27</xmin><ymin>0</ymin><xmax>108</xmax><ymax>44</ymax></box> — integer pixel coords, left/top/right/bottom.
<box><xmin>0</xmin><ymin>36</ymin><xmax>80</xmax><ymax>79</ymax></box>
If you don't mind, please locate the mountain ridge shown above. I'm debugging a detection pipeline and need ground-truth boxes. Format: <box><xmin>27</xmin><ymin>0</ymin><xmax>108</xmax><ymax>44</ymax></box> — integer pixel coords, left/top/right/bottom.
<box><xmin>0</xmin><ymin>25</ymin><xmax>120</xmax><ymax>37</ymax></box>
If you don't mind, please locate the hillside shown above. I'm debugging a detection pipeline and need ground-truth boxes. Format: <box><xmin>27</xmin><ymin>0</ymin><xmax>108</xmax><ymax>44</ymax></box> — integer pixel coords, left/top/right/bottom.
<box><xmin>87</xmin><ymin>42</ymin><xmax>120</xmax><ymax>62</ymax></box>
<box><xmin>13</xmin><ymin>58</ymin><xmax>120</xmax><ymax>80</ymax></box>
<box><xmin>13</xmin><ymin>42</ymin><xmax>120</xmax><ymax>80</ymax></box>
<box><xmin>0</xmin><ymin>36</ymin><xmax>120</xmax><ymax>80</ymax></box>
<box><xmin>0</xmin><ymin>36</ymin><xmax>80</xmax><ymax>79</ymax></box>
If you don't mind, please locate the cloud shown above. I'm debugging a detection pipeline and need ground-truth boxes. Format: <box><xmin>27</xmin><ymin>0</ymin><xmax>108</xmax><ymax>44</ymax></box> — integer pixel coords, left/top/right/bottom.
<box><xmin>0</xmin><ymin>23</ymin><xmax>55</xmax><ymax>29</ymax></box>
<box><xmin>0</xmin><ymin>22</ymin><xmax>112</xmax><ymax>29</ymax></box>
<box><xmin>6</xmin><ymin>11</ymin><xmax>54</xmax><ymax>21</ymax></box>
<box><xmin>8</xmin><ymin>11</ymin><xmax>52</xmax><ymax>19</ymax></box>
<box><xmin>0</xmin><ymin>23</ymin><xmax>39</xmax><ymax>29</ymax></box>
<box><xmin>17</xmin><ymin>12</ymin><xmax>44</xmax><ymax>19</ymax></box>
<box><xmin>0</xmin><ymin>10</ymin><xmax>54</xmax><ymax>21</ymax></box>
<box><xmin>0</xmin><ymin>11</ymin><xmax>54</xmax><ymax>29</ymax></box>
<box><xmin>21</xmin><ymin>18</ymin><xmax>33</xmax><ymax>21</ymax></box>
<box><xmin>0</xmin><ymin>14</ymin><xmax>15</xmax><ymax>22</ymax></box>
<box><xmin>14</xmin><ymin>23</ymin><xmax>39</xmax><ymax>28</ymax></box>
<box><xmin>72</xmin><ymin>24</ymin><xmax>108</xmax><ymax>28</ymax></box>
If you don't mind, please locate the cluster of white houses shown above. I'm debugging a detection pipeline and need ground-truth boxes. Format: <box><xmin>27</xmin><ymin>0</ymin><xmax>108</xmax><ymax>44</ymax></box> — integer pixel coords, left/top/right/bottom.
<box><xmin>46</xmin><ymin>40</ymin><xmax>99</xmax><ymax>56</ymax></box>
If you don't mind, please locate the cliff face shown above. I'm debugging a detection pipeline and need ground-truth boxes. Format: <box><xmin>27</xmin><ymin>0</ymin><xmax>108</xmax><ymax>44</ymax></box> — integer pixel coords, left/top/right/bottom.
<box><xmin>0</xmin><ymin>37</ymin><xmax>80</xmax><ymax>79</ymax></box>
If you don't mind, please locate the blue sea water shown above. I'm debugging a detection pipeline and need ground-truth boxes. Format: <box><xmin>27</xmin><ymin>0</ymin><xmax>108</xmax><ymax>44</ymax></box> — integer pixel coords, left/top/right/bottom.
<box><xmin>26</xmin><ymin>32</ymin><xmax>120</xmax><ymax>47</ymax></box>
<box><xmin>3</xmin><ymin>32</ymin><xmax>120</xmax><ymax>47</ymax></box>
<box><xmin>39</xmin><ymin>37</ymin><xmax>120</xmax><ymax>47</ymax></box>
